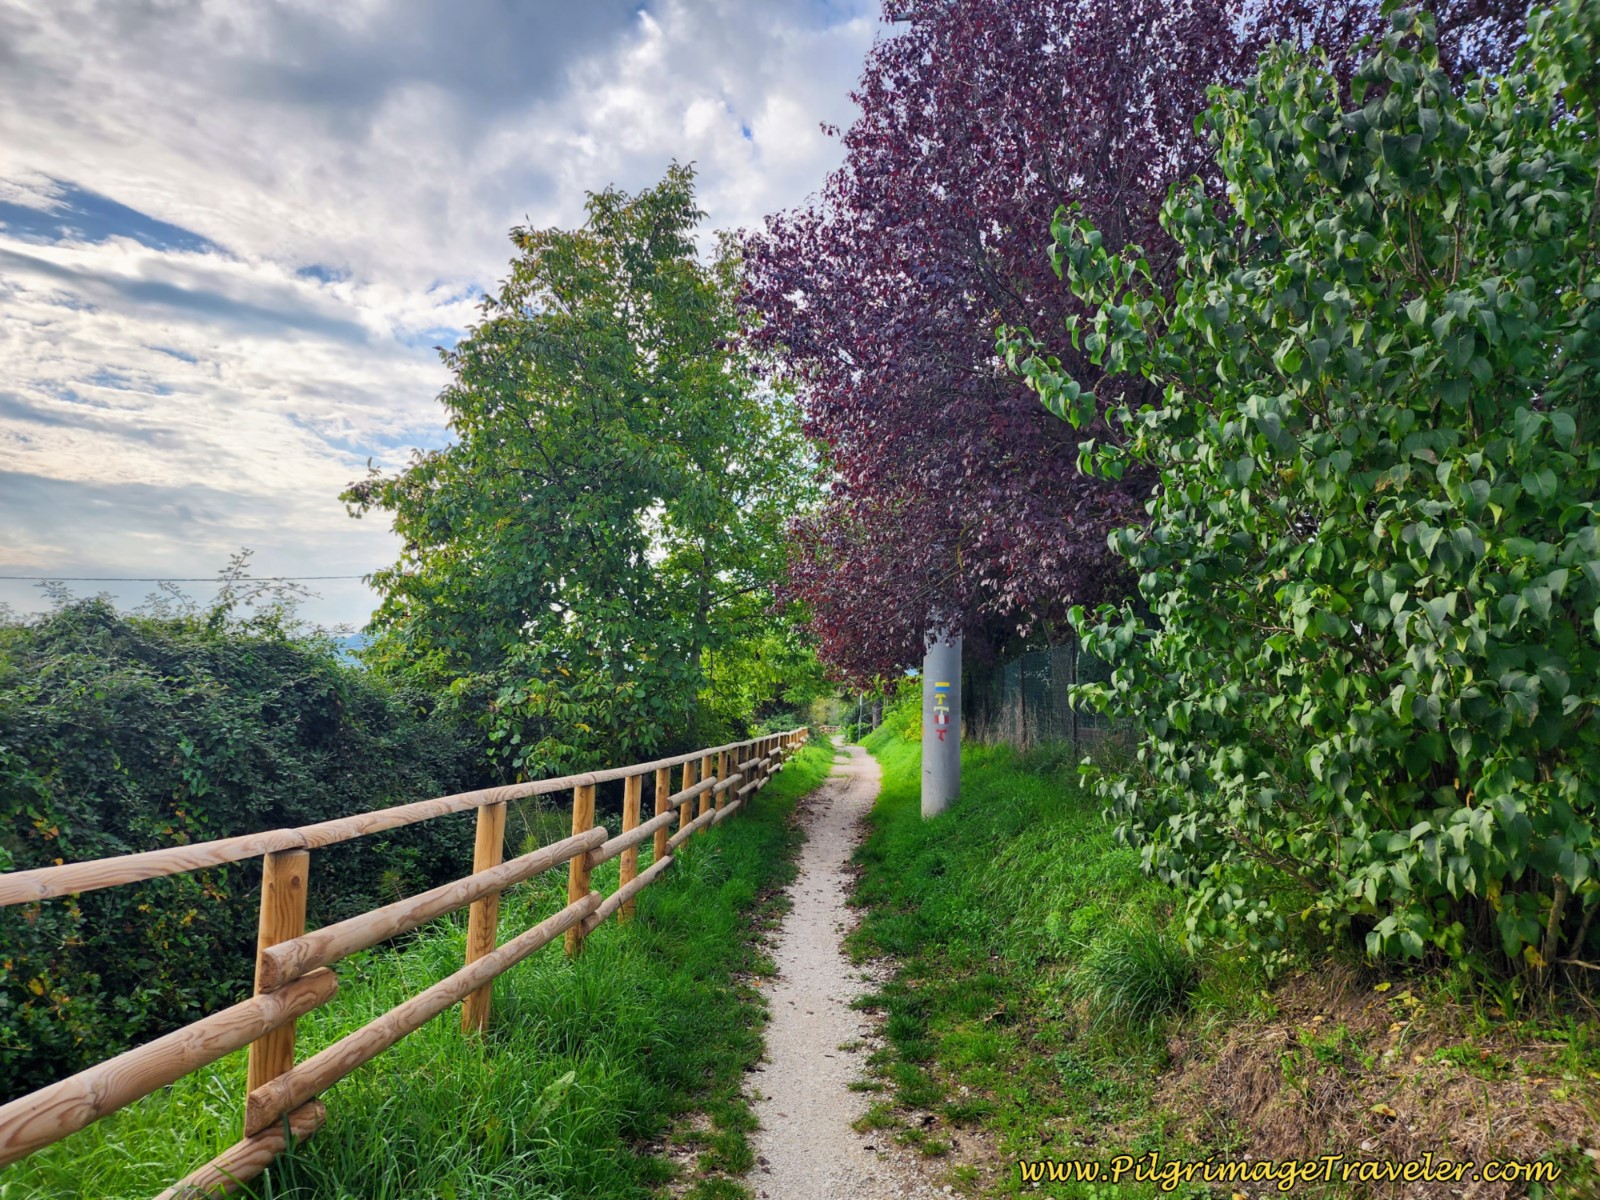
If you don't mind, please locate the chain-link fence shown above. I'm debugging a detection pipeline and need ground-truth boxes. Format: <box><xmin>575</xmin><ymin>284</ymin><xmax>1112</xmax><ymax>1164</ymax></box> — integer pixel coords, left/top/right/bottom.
<box><xmin>965</xmin><ymin>640</ymin><xmax>1121</xmax><ymax>753</ymax></box>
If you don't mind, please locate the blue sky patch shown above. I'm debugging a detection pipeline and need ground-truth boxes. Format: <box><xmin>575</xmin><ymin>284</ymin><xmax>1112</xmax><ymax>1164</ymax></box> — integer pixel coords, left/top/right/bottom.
<box><xmin>0</xmin><ymin>180</ymin><xmax>221</xmax><ymax>255</ymax></box>
<box><xmin>0</xmin><ymin>248</ymin><xmax>376</xmax><ymax>344</ymax></box>
<box><xmin>287</xmin><ymin>412</ymin><xmax>449</xmax><ymax>461</ymax></box>
<box><xmin>148</xmin><ymin>345</ymin><xmax>200</xmax><ymax>364</ymax></box>
<box><xmin>87</xmin><ymin>367</ymin><xmax>174</xmax><ymax>396</ymax></box>
<box><xmin>397</xmin><ymin>325</ymin><xmax>463</xmax><ymax>351</ymax></box>
<box><xmin>426</xmin><ymin>280</ymin><xmax>487</xmax><ymax>306</ymax></box>
<box><xmin>296</xmin><ymin>263</ymin><xmax>348</xmax><ymax>284</ymax></box>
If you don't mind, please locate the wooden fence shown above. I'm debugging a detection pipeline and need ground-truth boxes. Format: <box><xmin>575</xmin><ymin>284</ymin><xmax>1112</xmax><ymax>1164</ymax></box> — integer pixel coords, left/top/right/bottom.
<box><xmin>0</xmin><ymin>727</ymin><xmax>809</xmax><ymax>1197</ymax></box>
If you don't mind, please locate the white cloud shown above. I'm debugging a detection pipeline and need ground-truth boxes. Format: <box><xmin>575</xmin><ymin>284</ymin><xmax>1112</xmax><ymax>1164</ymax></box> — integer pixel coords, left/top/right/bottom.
<box><xmin>0</xmin><ymin>0</ymin><xmax>881</xmax><ymax>626</ymax></box>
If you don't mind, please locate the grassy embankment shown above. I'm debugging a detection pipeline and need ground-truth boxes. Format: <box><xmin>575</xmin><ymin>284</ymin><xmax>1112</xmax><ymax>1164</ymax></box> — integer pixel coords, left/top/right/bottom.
<box><xmin>849</xmin><ymin>708</ymin><xmax>1600</xmax><ymax>1199</ymax></box>
<box><xmin>4</xmin><ymin>741</ymin><xmax>833</xmax><ymax>1200</ymax></box>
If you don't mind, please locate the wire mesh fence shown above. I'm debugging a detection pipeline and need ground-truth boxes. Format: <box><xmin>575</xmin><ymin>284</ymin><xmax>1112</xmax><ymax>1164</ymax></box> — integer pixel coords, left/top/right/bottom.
<box><xmin>965</xmin><ymin>639</ymin><xmax>1122</xmax><ymax>754</ymax></box>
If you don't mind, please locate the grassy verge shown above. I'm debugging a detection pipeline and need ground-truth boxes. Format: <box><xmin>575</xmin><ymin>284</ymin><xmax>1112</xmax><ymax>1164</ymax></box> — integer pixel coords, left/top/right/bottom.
<box><xmin>849</xmin><ymin>710</ymin><xmax>1600</xmax><ymax>1199</ymax></box>
<box><xmin>5</xmin><ymin>742</ymin><xmax>833</xmax><ymax>1200</ymax></box>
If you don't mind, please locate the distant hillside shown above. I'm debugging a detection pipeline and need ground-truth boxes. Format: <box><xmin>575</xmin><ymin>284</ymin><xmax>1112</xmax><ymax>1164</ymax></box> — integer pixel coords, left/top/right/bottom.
<box><xmin>332</xmin><ymin>632</ymin><xmax>369</xmax><ymax>662</ymax></box>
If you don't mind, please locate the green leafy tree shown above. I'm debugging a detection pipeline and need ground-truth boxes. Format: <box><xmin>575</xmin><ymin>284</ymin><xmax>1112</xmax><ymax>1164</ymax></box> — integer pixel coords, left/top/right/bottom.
<box><xmin>347</xmin><ymin>166</ymin><xmax>811</xmax><ymax>774</ymax></box>
<box><xmin>699</xmin><ymin>624</ymin><xmax>834</xmax><ymax>741</ymax></box>
<box><xmin>1004</xmin><ymin>2</ymin><xmax>1600</xmax><ymax>980</ymax></box>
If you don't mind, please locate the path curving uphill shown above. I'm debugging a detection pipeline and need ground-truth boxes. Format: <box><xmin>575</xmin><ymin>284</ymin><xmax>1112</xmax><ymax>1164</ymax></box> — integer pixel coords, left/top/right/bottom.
<box><xmin>747</xmin><ymin>740</ymin><xmax>944</xmax><ymax>1200</ymax></box>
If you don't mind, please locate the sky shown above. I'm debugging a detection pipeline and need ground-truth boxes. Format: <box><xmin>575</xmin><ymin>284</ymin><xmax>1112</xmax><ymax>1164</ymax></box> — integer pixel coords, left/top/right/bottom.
<box><xmin>0</xmin><ymin>0</ymin><xmax>880</xmax><ymax>630</ymax></box>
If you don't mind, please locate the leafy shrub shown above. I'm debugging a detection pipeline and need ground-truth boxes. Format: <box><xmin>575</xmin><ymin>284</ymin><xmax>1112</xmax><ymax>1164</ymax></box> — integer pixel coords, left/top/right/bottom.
<box><xmin>0</xmin><ymin>600</ymin><xmax>484</xmax><ymax>1098</ymax></box>
<box><xmin>752</xmin><ymin>707</ymin><xmax>811</xmax><ymax>737</ymax></box>
<box><xmin>1005</xmin><ymin>4</ymin><xmax>1600</xmax><ymax>978</ymax></box>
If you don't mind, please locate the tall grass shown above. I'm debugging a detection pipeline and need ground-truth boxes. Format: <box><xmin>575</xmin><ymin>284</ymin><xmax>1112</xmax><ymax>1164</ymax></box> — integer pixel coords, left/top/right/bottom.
<box><xmin>853</xmin><ymin>715</ymin><xmax>1204</xmax><ymax>1029</ymax></box>
<box><xmin>1070</xmin><ymin>924</ymin><xmax>1197</xmax><ymax>1029</ymax></box>
<box><xmin>847</xmin><ymin>712</ymin><xmax>1245</xmax><ymax>1197</ymax></box>
<box><xmin>3</xmin><ymin>744</ymin><xmax>832</xmax><ymax>1200</ymax></box>
<box><xmin>856</xmin><ymin>709</ymin><xmax>1600</xmax><ymax>1198</ymax></box>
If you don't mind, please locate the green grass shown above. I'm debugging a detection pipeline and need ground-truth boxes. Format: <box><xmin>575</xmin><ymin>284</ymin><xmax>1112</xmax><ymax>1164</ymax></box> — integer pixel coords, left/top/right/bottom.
<box><xmin>850</xmin><ymin>711</ymin><xmax>1600</xmax><ymax>1199</ymax></box>
<box><xmin>1070</xmin><ymin>923</ymin><xmax>1198</xmax><ymax>1029</ymax></box>
<box><xmin>849</xmin><ymin>713</ymin><xmax>1261</xmax><ymax>1198</ymax></box>
<box><xmin>4</xmin><ymin>743</ymin><xmax>833</xmax><ymax>1200</ymax></box>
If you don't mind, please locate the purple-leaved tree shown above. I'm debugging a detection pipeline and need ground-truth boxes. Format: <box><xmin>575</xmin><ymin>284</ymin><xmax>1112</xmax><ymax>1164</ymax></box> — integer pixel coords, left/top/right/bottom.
<box><xmin>744</xmin><ymin>0</ymin><xmax>1523</xmax><ymax>681</ymax></box>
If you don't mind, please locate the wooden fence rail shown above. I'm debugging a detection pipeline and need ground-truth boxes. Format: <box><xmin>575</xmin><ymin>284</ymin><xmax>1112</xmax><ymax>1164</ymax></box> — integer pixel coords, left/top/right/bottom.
<box><xmin>0</xmin><ymin>727</ymin><xmax>809</xmax><ymax>1196</ymax></box>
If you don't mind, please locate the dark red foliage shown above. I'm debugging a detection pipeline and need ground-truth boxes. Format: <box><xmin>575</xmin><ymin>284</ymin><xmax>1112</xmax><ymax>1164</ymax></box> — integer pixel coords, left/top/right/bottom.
<box><xmin>1253</xmin><ymin>0</ymin><xmax>1526</xmax><ymax>82</ymax></box>
<box><xmin>745</xmin><ymin>0</ymin><xmax>1525</xmax><ymax>682</ymax></box>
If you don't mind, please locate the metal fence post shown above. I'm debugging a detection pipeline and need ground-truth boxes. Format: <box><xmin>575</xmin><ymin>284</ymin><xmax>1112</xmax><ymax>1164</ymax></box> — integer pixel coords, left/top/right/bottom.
<box><xmin>1070</xmin><ymin>637</ymin><xmax>1080</xmax><ymax>760</ymax></box>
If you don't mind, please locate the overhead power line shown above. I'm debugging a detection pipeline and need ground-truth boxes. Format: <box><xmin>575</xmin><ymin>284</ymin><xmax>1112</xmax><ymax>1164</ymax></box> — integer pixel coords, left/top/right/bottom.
<box><xmin>0</xmin><ymin>574</ymin><xmax>373</xmax><ymax>582</ymax></box>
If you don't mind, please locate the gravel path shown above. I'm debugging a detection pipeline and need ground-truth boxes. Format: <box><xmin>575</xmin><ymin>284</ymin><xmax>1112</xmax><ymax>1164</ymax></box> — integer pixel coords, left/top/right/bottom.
<box><xmin>747</xmin><ymin>740</ymin><xmax>945</xmax><ymax>1200</ymax></box>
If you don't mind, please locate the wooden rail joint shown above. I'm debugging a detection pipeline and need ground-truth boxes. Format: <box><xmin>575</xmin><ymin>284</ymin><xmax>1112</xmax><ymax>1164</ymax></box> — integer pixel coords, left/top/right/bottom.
<box><xmin>245</xmin><ymin>892</ymin><xmax>600</xmax><ymax>1137</ymax></box>
<box><xmin>255</xmin><ymin>827</ymin><xmax>605</xmax><ymax>991</ymax></box>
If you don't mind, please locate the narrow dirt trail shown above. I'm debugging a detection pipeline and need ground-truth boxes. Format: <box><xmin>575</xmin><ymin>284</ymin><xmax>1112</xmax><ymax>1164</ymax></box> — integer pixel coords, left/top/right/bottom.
<box><xmin>747</xmin><ymin>740</ymin><xmax>944</xmax><ymax>1200</ymax></box>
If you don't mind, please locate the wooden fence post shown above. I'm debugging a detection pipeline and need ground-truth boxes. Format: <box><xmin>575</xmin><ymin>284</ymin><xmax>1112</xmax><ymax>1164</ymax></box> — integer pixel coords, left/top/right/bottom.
<box><xmin>565</xmin><ymin>783</ymin><xmax>596</xmax><ymax>957</ymax></box>
<box><xmin>715</xmin><ymin>751</ymin><xmax>728</xmax><ymax>814</ymax></box>
<box><xmin>698</xmin><ymin>753</ymin><xmax>714</xmax><ymax>828</ymax></box>
<box><xmin>653</xmin><ymin>766</ymin><xmax>672</xmax><ymax>865</ymax></box>
<box><xmin>247</xmin><ymin>849</ymin><xmax>310</xmax><ymax>1095</ymax></box>
<box><xmin>460</xmin><ymin>800</ymin><xmax>507</xmax><ymax>1033</ymax></box>
<box><xmin>619</xmin><ymin>774</ymin><xmax>642</xmax><ymax>923</ymax></box>
<box><xmin>678</xmin><ymin>759</ymin><xmax>696</xmax><ymax>842</ymax></box>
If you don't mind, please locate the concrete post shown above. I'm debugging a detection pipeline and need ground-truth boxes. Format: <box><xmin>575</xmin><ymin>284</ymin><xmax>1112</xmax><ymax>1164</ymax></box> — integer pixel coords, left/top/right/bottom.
<box><xmin>921</xmin><ymin>630</ymin><xmax>962</xmax><ymax>817</ymax></box>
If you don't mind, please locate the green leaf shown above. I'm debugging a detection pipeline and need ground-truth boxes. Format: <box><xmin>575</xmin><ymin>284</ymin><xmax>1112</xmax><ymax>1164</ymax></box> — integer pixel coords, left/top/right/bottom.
<box><xmin>1523</xmin><ymin>469</ymin><xmax>1559</xmax><ymax>502</ymax></box>
<box><xmin>1003</xmin><ymin>6</ymin><xmax>1600</xmax><ymax>978</ymax></box>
